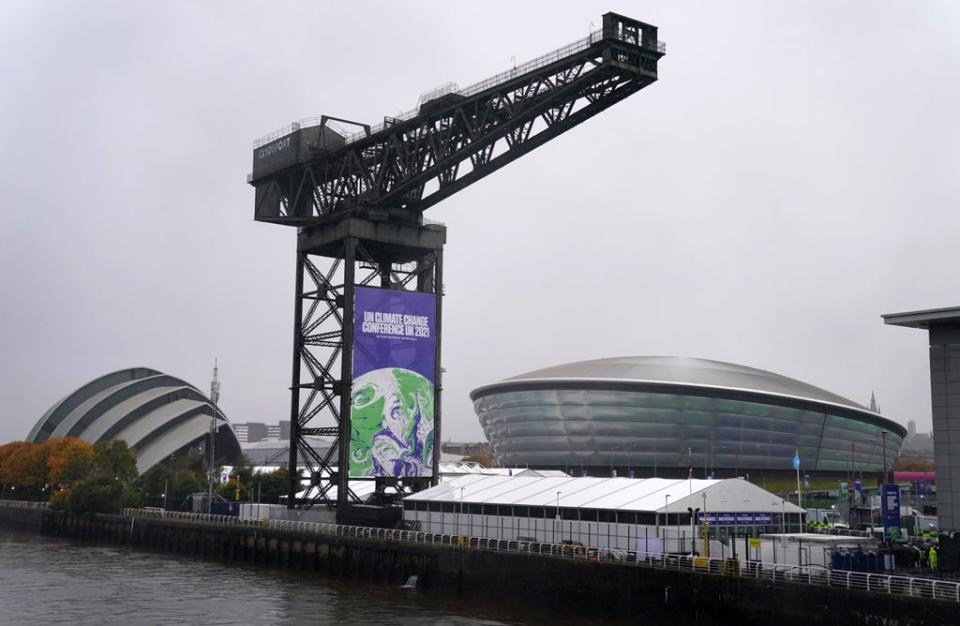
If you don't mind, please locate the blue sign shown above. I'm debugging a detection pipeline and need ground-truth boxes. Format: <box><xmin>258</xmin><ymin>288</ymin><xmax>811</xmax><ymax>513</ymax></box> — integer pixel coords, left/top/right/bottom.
<box><xmin>882</xmin><ymin>484</ymin><xmax>901</xmax><ymax>532</ymax></box>
<box><xmin>698</xmin><ymin>512</ymin><xmax>773</xmax><ymax>526</ymax></box>
<box><xmin>792</xmin><ymin>452</ymin><xmax>800</xmax><ymax>470</ymax></box>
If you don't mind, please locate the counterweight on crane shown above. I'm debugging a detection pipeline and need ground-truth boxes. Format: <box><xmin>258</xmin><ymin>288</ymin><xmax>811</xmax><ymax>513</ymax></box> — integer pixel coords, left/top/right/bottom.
<box><xmin>248</xmin><ymin>12</ymin><xmax>664</xmax><ymax>521</ymax></box>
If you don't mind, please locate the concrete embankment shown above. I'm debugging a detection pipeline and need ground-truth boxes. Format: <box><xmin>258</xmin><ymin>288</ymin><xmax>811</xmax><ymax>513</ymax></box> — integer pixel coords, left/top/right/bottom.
<box><xmin>0</xmin><ymin>507</ymin><xmax>954</xmax><ymax>626</ymax></box>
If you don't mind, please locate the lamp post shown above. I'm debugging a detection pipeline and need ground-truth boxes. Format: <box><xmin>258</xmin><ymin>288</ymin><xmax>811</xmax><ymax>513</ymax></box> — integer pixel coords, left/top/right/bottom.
<box><xmin>457</xmin><ymin>487</ymin><xmax>464</xmax><ymax>535</ymax></box>
<box><xmin>881</xmin><ymin>430</ymin><xmax>888</xmax><ymax>486</ymax></box>
<box><xmin>701</xmin><ymin>491</ymin><xmax>708</xmax><ymax>556</ymax></box>
<box><xmin>665</xmin><ymin>495</ymin><xmax>670</xmax><ymax>552</ymax></box>
<box><xmin>556</xmin><ymin>491</ymin><xmax>562</xmax><ymax>543</ymax></box>
<box><xmin>687</xmin><ymin>506</ymin><xmax>701</xmax><ymax>555</ymax></box>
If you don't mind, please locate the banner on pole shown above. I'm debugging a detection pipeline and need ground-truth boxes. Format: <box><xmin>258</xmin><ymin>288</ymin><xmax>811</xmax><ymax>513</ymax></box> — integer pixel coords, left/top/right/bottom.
<box><xmin>882</xmin><ymin>484</ymin><xmax>901</xmax><ymax>533</ymax></box>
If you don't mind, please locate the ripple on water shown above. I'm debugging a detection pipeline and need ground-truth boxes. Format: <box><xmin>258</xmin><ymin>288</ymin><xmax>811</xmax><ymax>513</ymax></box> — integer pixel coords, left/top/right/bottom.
<box><xmin>1</xmin><ymin>529</ymin><xmax>616</xmax><ymax>625</ymax></box>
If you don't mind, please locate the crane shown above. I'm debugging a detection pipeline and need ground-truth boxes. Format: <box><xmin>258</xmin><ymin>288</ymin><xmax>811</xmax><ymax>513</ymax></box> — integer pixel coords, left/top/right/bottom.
<box><xmin>248</xmin><ymin>12</ymin><xmax>664</xmax><ymax>520</ymax></box>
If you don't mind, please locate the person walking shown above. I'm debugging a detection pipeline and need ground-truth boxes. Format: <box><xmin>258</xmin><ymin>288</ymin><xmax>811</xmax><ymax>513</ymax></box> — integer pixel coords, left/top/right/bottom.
<box><xmin>929</xmin><ymin>545</ymin><xmax>938</xmax><ymax>573</ymax></box>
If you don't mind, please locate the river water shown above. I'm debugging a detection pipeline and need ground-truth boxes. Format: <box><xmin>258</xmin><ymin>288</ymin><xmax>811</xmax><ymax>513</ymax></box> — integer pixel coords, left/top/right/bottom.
<box><xmin>0</xmin><ymin>528</ymin><xmax>617</xmax><ymax>625</ymax></box>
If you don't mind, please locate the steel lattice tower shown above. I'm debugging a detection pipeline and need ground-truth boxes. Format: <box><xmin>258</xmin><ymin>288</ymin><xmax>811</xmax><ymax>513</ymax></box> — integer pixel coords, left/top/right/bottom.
<box><xmin>248</xmin><ymin>13</ymin><xmax>664</xmax><ymax>520</ymax></box>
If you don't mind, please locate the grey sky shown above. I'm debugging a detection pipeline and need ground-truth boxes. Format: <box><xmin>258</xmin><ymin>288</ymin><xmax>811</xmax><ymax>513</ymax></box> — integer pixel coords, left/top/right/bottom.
<box><xmin>1</xmin><ymin>1</ymin><xmax>957</xmax><ymax>444</ymax></box>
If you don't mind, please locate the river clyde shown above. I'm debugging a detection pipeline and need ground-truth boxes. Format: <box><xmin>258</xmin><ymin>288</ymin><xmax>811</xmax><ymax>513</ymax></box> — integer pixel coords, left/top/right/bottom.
<box><xmin>0</xmin><ymin>528</ymin><xmax>618</xmax><ymax>625</ymax></box>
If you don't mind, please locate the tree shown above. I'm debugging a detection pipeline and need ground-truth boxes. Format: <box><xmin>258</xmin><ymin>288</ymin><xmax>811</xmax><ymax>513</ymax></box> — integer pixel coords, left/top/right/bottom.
<box><xmin>68</xmin><ymin>478</ymin><xmax>124</xmax><ymax>514</ymax></box>
<box><xmin>62</xmin><ymin>441</ymin><xmax>141</xmax><ymax>514</ymax></box>
<box><xmin>232</xmin><ymin>454</ymin><xmax>253</xmax><ymax>485</ymax></box>
<box><xmin>138</xmin><ymin>464</ymin><xmax>177</xmax><ymax>509</ymax></box>
<box><xmin>92</xmin><ymin>440</ymin><xmax>139</xmax><ymax>482</ymax></box>
<box><xmin>463</xmin><ymin>452</ymin><xmax>497</xmax><ymax>467</ymax></box>
<box><xmin>46</xmin><ymin>438</ymin><xmax>94</xmax><ymax>487</ymax></box>
<box><xmin>3</xmin><ymin>441</ymin><xmax>51</xmax><ymax>493</ymax></box>
<box><xmin>217</xmin><ymin>477</ymin><xmax>249</xmax><ymax>502</ymax></box>
<box><xmin>169</xmin><ymin>470</ymin><xmax>203</xmax><ymax>509</ymax></box>
<box><xmin>255</xmin><ymin>467</ymin><xmax>289</xmax><ymax>504</ymax></box>
<box><xmin>0</xmin><ymin>441</ymin><xmax>32</xmax><ymax>487</ymax></box>
<box><xmin>894</xmin><ymin>457</ymin><xmax>934</xmax><ymax>472</ymax></box>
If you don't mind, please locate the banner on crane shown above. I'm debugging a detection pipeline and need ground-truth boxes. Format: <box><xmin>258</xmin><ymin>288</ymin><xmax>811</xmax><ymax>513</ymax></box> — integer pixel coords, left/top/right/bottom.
<box><xmin>349</xmin><ymin>286</ymin><xmax>436</xmax><ymax>478</ymax></box>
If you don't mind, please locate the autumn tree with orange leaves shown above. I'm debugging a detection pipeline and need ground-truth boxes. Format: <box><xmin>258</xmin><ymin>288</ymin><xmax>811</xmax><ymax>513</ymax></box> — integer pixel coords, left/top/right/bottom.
<box><xmin>0</xmin><ymin>441</ymin><xmax>33</xmax><ymax>489</ymax></box>
<box><xmin>47</xmin><ymin>438</ymin><xmax>94</xmax><ymax>487</ymax></box>
<box><xmin>1</xmin><ymin>438</ymin><xmax>139</xmax><ymax>513</ymax></box>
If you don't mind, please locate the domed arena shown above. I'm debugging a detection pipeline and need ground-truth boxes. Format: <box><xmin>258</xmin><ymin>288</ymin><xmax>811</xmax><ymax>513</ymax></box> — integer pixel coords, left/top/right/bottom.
<box><xmin>471</xmin><ymin>356</ymin><xmax>906</xmax><ymax>479</ymax></box>
<box><xmin>27</xmin><ymin>367</ymin><xmax>240</xmax><ymax>473</ymax></box>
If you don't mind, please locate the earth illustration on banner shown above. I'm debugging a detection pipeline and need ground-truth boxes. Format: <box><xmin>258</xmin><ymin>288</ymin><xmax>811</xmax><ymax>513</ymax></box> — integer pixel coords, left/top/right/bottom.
<box><xmin>350</xmin><ymin>367</ymin><xmax>434</xmax><ymax>477</ymax></box>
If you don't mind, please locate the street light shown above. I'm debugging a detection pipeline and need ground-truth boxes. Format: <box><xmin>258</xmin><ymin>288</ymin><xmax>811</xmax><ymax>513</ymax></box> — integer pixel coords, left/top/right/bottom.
<box><xmin>687</xmin><ymin>506</ymin><xmax>701</xmax><ymax>555</ymax></box>
<box><xmin>665</xmin><ymin>495</ymin><xmax>670</xmax><ymax>552</ymax></box>
<box><xmin>701</xmin><ymin>491</ymin><xmax>708</xmax><ymax>556</ymax></box>
<box><xmin>556</xmin><ymin>491</ymin><xmax>563</xmax><ymax>543</ymax></box>
<box><xmin>881</xmin><ymin>430</ymin><xmax>888</xmax><ymax>487</ymax></box>
<box><xmin>457</xmin><ymin>487</ymin><xmax>464</xmax><ymax>535</ymax></box>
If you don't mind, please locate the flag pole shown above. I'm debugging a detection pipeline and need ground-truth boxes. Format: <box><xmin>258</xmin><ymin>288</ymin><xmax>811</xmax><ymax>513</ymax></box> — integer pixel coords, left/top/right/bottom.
<box><xmin>795</xmin><ymin>449</ymin><xmax>802</xmax><ymax>511</ymax></box>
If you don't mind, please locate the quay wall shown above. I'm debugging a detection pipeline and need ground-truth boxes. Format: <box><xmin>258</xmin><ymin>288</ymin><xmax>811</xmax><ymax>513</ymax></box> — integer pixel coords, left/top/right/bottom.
<box><xmin>0</xmin><ymin>507</ymin><xmax>954</xmax><ymax>626</ymax></box>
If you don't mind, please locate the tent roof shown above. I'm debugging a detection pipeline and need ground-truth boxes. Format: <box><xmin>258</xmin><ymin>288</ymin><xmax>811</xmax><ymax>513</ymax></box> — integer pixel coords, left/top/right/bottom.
<box><xmin>404</xmin><ymin>475</ymin><xmax>804</xmax><ymax>514</ymax></box>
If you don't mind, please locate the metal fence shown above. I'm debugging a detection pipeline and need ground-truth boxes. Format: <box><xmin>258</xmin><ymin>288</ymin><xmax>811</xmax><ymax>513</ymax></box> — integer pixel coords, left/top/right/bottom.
<box><xmin>118</xmin><ymin>508</ymin><xmax>959</xmax><ymax>603</ymax></box>
<box><xmin>0</xmin><ymin>499</ymin><xmax>48</xmax><ymax>510</ymax></box>
<box><xmin>815</xmin><ymin>527</ymin><xmax>873</xmax><ymax>538</ymax></box>
<box><xmin>252</xmin><ymin>28</ymin><xmax>666</xmax><ymax>148</ymax></box>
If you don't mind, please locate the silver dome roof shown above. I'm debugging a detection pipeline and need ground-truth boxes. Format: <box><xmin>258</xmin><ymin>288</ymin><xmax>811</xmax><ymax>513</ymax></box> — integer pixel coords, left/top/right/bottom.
<box><xmin>476</xmin><ymin>356</ymin><xmax>867</xmax><ymax>412</ymax></box>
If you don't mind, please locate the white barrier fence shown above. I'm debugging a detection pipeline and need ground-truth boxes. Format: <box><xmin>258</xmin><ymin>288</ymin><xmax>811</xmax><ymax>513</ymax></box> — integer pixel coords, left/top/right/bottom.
<box><xmin>118</xmin><ymin>507</ymin><xmax>960</xmax><ymax>604</ymax></box>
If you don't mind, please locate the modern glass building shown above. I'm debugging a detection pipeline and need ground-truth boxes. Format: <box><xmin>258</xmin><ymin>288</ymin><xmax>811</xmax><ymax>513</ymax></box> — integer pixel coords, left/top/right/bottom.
<box><xmin>471</xmin><ymin>357</ymin><xmax>906</xmax><ymax>478</ymax></box>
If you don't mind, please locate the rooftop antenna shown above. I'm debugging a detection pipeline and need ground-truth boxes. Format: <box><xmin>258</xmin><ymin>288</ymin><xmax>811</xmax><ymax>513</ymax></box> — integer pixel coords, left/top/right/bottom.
<box><xmin>206</xmin><ymin>359</ymin><xmax>221</xmax><ymax>514</ymax></box>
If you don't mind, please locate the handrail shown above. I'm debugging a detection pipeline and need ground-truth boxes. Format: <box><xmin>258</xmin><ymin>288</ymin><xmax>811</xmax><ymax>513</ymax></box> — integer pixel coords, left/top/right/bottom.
<box><xmin>815</xmin><ymin>527</ymin><xmax>872</xmax><ymax>538</ymax></box>
<box><xmin>0</xmin><ymin>499</ymin><xmax>48</xmax><ymax>510</ymax></box>
<box><xmin>251</xmin><ymin>28</ymin><xmax>665</xmax><ymax>149</ymax></box>
<box><xmin>117</xmin><ymin>507</ymin><xmax>958</xmax><ymax>604</ymax></box>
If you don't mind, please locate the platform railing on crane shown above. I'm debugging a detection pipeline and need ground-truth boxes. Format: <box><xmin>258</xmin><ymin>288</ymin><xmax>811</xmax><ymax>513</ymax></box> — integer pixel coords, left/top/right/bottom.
<box><xmin>251</xmin><ymin>26</ymin><xmax>666</xmax><ymax>150</ymax></box>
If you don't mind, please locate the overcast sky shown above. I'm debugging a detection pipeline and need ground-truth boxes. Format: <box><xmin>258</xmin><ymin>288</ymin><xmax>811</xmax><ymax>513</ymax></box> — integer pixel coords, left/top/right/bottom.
<box><xmin>1</xmin><ymin>1</ymin><xmax>957</xmax><ymax>445</ymax></box>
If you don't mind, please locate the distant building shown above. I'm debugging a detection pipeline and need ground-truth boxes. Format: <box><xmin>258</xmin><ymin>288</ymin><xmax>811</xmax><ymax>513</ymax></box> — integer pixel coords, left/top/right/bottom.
<box><xmin>473</xmin><ymin>356</ymin><xmax>907</xmax><ymax>479</ymax></box>
<box><xmin>908</xmin><ymin>420</ymin><xmax>917</xmax><ymax>436</ymax></box>
<box><xmin>266</xmin><ymin>421</ymin><xmax>290</xmax><ymax>441</ymax></box>
<box><xmin>233</xmin><ymin>420</ymin><xmax>290</xmax><ymax>445</ymax></box>
<box><xmin>27</xmin><ymin>367</ymin><xmax>241</xmax><ymax>473</ymax></box>
<box><xmin>901</xmin><ymin>430</ymin><xmax>934</xmax><ymax>459</ymax></box>
<box><xmin>234</xmin><ymin>422</ymin><xmax>269</xmax><ymax>445</ymax></box>
<box><xmin>441</xmin><ymin>441</ymin><xmax>490</xmax><ymax>458</ymax></box>
<box><xmin>242</xmin><ymin>435</ymin><xmax>331</xmax><ymax>466</ymax></box>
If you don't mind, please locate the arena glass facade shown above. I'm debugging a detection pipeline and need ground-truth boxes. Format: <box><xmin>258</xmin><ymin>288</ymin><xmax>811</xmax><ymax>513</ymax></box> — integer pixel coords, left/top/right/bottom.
<box><xmin>471</xmin><ymin>357</ymin><xmax>906</xmax><ymax>479</ymax></box>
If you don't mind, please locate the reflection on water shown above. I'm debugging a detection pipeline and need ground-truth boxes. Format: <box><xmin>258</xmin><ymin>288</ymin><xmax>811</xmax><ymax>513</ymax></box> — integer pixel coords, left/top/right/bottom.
<box><xmin>0</xmin><ymin>528</ymin><xmax>619</xmax><ymax>625</ymax></box>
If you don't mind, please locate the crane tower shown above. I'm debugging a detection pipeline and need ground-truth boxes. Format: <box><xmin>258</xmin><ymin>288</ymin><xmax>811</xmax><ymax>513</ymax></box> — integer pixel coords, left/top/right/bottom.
<box><xmin>248</xmin><ymin>12</ymin><xmax>664</xmax><ymax>521</ymax></box>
